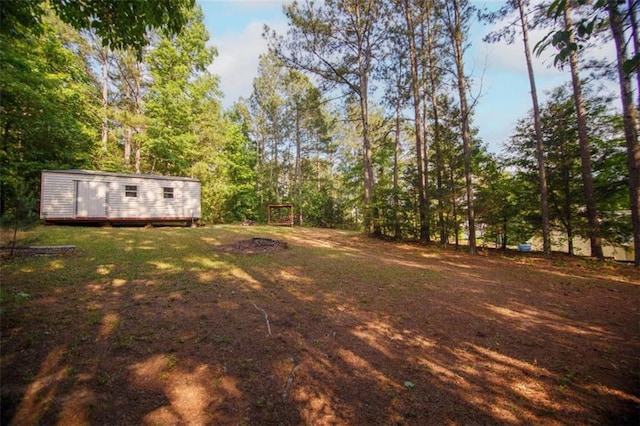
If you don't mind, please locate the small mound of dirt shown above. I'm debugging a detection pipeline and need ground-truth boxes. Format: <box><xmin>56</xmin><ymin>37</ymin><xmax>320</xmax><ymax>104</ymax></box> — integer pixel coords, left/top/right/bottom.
<box><xmin>214</xmin><ymin>237</ymin><xmax>288</xmax><ymax>254</ymax></box>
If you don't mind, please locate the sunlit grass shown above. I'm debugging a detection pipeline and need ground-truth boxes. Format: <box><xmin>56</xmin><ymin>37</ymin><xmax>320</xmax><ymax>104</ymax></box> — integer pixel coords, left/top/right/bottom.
<box><xmin>2</xmin><ymin>225</ymin><xmax>446</xmax><ymax>317</ymax></box>
<box><xmin>1</xmin><ymin>225</ymin><xmax>302</xmax><ymax>288</ymax></box>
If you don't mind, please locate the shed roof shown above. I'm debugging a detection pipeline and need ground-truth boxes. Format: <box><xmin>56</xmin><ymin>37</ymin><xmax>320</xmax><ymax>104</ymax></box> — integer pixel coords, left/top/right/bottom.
<box><xmin>42</xmin><ymin>169</ymin><xmax>200</xmax><ymax>183</ymax></box>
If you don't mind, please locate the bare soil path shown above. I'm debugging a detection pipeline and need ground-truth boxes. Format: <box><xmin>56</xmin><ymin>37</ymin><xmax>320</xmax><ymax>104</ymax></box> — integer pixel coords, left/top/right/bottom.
<box><xmin>1</xmin><ymin>226</ymin><xmax>638</xmax><ymax>424</ymax></box>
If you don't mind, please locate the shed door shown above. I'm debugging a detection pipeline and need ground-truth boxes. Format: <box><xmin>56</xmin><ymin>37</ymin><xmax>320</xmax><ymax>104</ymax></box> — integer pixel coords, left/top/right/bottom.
<box><xmin>76</xmin><ymin>181</ymin><xmax>107</xmax><ymax>217</ymax></box>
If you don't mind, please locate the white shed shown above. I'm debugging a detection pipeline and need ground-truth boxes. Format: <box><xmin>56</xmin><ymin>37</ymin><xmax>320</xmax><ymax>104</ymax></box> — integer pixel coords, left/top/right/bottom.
<box><xmin>40</xmin><ymin>170</ymin><xmax>201</xmax><ymax>225</ymax></box>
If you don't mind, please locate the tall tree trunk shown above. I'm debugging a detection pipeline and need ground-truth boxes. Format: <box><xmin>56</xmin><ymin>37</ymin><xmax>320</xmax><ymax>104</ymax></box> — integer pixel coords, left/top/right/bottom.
<box><xmin>124</xmin><ymin>83</ymin><xmax>132</xmax><ymax>168</ymax></box>
<box><xmin>425</xmin><ymin>2</ymin><xmax>445</xmax><ymax>247</ymax></box>
<box><xmin>420</xmin><ymin>13</ymin><xmax>431</xmax><ymax>243</ymax></box>
<box><xmin>295</xmin><ymin>106</ymin><xmax>303</xmax><ymax>225</ymax></box>
<box><xmin>360</xmin><ymin>86</ymin><xmax>377</xmax><ymax>235</ymax></box>
<box><xmin>315</xmin><ymin>136</ymin><xmax>321</xmax><ymax>191</ymax></box>
<box><xmin>273</xmin><ymin>124</ymin><xmax>279</xmax><ymax>202</ymax></box>
<box><xmin>394</xmin><ymin>85</ymin><xmax>402</xmax><ymax>239</ymax></box>
<box><xmin>562</xmin><ymin>148</ymin><xmax>574</xmax><ymax>255</ymax></box>
<box><xmin>354</xmin><ymin>4</ymin><xmax>378</xmax><ymax>237</ymax></box>
<box><xmin>101</xmin><ymin>46</ymin><xmax>109</xmax><ymax>151</ymax></box>
<box><xmin>403</xmin><ymin>0</ymin><xmax>429</xmax><ymax>242</ymax></box>
<box><xmin>134</xmin><ymin>61</ymin><xmax>143</xmax><ymax>174</ymax></box>
<box><xmin>353</xmin><ymin>0</ymin><xmax>382</xmax><ymax>236</ymax></box>
<box><xmin>451</xmin><ymin>0</ymin><xmax>476</xmax><ymax>254</ymax></box>
<box><xmin>133</xmin><ymin>141</ymin><xmax>140</xmax><ymax>174</ymax></box>
<box><xmin>124</xmin><ymin>127</ymin><xmax>132</xmax><ymax>168</ymax></box>
<box><xmin>501</xmin><ymin>215</ymin><xmax>508</xmax><ymax>250</ymax></box>
<box><xmin>433</xmin><ymin>103</ymin><xmax>445</xmax><ymax>246</ymax></box>
<box><xmin>518</xmin><ymin>0</ymin><xmax>551</xmax><ymax>256</ymax></box>
<box><xmin>421</xmin><ymin>82</ymin><xmax>431</xmax><ymax>243</ymax></box>
<box><xmin>628</xmin><ymin>0</ymin><xmax>640</xmax><ymax>109</ymax></box>
<box><xmin>451</xmin><ymin>167</ymin><xmax>459</xmax><ymax>249</ymax></box>
<box><xmin>0</xmin><ymin>121</ymin><xmax>10</xmax><ymax>216</ymax></box>
<box><xmin>608</xmin><ymin>0</ymin><xmax>640</xmax><ymax>266</ymax></box>
<box><xmin>563</xmin><ymin>5</ymin><xmax>603</xmax><ymax>260</ymax></box>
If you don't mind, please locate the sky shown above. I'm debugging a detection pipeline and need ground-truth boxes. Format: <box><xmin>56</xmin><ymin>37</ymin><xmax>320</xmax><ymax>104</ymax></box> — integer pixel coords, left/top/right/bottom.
<box><xmin>198</xmin><ymin>0</ymin><xmax>616</xmax><ymax>154</ymax></box>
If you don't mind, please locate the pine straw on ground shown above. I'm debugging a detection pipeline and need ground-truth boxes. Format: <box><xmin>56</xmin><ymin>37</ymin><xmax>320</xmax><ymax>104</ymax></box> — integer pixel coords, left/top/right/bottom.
<box><xmin>1</xmin><ymin>226</ymin><xmax>639</xmax><ymax>425</ymax></box>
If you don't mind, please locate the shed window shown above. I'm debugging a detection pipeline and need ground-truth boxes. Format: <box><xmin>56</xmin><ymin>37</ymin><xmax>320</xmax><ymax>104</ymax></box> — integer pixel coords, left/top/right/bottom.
<box><xmin>163</xmin><ymin>187</ymin><xmax>174</xmax><ymax>199</ymax></box>
<box><xmin>125</xmin><ymin>185</ymin><xmax>138</xmax><ymax>197</ymax></box>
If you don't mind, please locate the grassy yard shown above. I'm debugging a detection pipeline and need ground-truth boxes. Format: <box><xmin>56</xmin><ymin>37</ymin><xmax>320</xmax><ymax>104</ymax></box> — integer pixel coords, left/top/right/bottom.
<box><xmin>1</xmin><ymin>225</ymin><xmax>639</xmax><ymax>425</ymax></box>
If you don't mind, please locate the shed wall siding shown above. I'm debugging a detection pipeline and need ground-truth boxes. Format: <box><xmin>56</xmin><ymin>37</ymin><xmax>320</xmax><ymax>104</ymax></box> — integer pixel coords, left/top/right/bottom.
<box><xmin>108</xmin><ymin>178</ymin><xmax>201</xmax><ymax>219</ymax></box>
<box><xmin>41</xmin><ymin>173</ymin><xmax>77</xmax><ymax>219</ymax></box>
<box><xmin>41</xmin><ymin>171</ymin><xmax>201</xmax><ymax>220</ymax></box>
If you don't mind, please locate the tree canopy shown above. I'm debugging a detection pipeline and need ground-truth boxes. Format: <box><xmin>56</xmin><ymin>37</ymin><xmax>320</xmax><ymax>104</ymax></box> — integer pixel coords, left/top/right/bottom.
<box><xmin>1</xmin><ymin>0</ymin><xmax>637</xmax><ymax>264</ymax></box>
<box><xmin>1</xmin><ymin>0</ymin><xmax>194</xmax><ymax>52</ymax></box>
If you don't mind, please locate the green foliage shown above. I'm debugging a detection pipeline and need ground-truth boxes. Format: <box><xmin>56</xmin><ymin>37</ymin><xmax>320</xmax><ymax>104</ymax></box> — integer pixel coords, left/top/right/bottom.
<box><xmin>2</xmin><ymin>0</ymin><xmax>633</xmax><ymax>254</ymax></box>
<box><xmin>1</xmin><ymin>0</ymin><xmax>194</xmax><ymax>54</ymax></box>
<box><xmin>425</xmin><ymin>97</ymin><xmax>468</xmax><ymax>245</ymax></box>
<box><xmin>299</xmin><ymin>182</ymin><xmax>344</xmax><ymax>228</ymax></box>
<box><xmin>221</xmin><ymin>118</ymin><xmax>259</xmax><ymax>223</ymax></box>
<box><xmin>249</xmin><ymin>52</ymin><xmax>341</xmax><ymax>226</ymax></box>
<box><xmin>144</xmin><ymin>5</ymin><xmax>218</xmax><ymax>175</ymax></box>
<box><xmin>536</xmin><ymin>0</ymin><xmax>639</xmax><ymax>77</ymax></box>
<box><xmin>0</xmin><ymin>14</ymin><xmax>98</xmax><ymax>215</ymax></box>
<box><xmin>622</xmin><ymin>55</ymin><xmax>640</xmax><ymax>75</ymax></box>
<box><xmin>1</xmin><ymin>181</ymin><xmax>39</xmax><ymax>256</ymax></box>
<box><xmin>505</xmin><ymin>84</ymin><xmax>630</xmax><ymax>250</ymax></box>
<box><xmin>0</xmin><ymin>0</ymin><xmax>44</xmax><ymax>37</ymax></box>
<box><xmin>188</xmin><ymin>102</ymin><xmax>259</xmax><ymax>224</ymax></box>
<box><xmin>271</xmin><ymin>0</ymin><xmax>383</xmax><ymax>234</ymax></box>
<box><xmin>535</xmin><ymin>0</ymin><xmax>585</xmax><ymax>65</ymax></box>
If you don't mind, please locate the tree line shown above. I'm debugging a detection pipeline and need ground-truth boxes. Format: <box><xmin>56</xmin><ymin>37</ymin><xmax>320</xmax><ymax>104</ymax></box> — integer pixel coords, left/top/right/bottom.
<box><xmin>1</xmin><ymin>0</ymin><xmax>638</xmax><ymax>265</ymax></box>
<box><xmin>265</xmin><ymin>0</ymin><xmax>638</xmax><ymax>263</ymax></box>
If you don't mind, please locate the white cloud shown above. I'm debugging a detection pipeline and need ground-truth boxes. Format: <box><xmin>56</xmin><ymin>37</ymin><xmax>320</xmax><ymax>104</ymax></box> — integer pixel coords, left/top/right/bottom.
<box><xmin>483</xmin><ymin>27</ymin><xmax>565</xmax><ymax>77</ymax></box>
<box><xmin>482</xmin><ymin>15</ymin><xmax>617</xmax><ymax>78</ymax></box>
<box><xmin>475</xmin><ymin>9</ymin><xmax>618</xmax><ymax>152</ymax></box>
<box><xmin>208</xmin><ymin>22</ymin><xmax>267</xmax><ymax>105</ymax></box>
<box><xmin>208</xmin><ymin>19</ymin><xmax>288</xmax><ymax>107</ymax></box>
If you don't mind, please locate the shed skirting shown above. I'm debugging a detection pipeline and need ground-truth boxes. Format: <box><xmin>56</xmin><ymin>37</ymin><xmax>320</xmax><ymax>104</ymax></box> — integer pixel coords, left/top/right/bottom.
<box><xmin>44</xmin><ymin>217</ymin><xmax>198</xmax><ymax>224</ymax></box>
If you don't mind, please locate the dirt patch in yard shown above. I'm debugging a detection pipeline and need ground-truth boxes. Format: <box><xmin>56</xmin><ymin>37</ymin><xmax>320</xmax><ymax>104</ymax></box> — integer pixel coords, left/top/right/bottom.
<box><xmin>1</xmin><ymin>226</ymin><xmax>639</xmax><ymax>425</ymax></box>
<box><xmin>213</xmin><ymin>237</ymin><xmax>289</xmax><ymax>254</ymax></box>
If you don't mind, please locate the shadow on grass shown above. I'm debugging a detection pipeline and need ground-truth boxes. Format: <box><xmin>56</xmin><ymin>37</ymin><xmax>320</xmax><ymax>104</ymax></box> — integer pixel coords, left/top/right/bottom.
<box><xmin>1</xmin><ymin>225</ymin><xmax>639</xmax><ymax>424</ymax></box>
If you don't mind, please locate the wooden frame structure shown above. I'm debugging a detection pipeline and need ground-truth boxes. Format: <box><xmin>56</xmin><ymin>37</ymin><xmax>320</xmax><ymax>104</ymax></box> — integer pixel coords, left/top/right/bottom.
<box><xmin>267</xmin><ymin>203</ymin><xmax>294</xmax><ymax>226</ymax></box>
